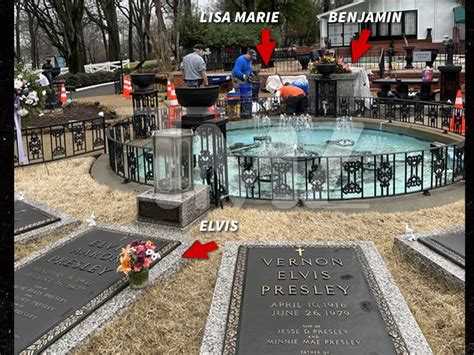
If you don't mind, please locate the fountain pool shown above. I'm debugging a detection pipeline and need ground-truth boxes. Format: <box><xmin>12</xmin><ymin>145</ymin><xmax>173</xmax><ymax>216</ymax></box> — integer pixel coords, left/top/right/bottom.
<box><xmin>129</xmin><ymin>117</ymin><xmax>461</xmax><ymax>201</ymax></box>
<box><xmin>226</xmin><ymin>119</ymin><xmax>432</xmax><ymax>158</ymax></box>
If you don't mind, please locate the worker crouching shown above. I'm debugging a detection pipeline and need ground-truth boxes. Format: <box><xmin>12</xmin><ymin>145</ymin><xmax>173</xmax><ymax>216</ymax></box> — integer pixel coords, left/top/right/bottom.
<box><xmin>278</xmin><ymin>83</ymin><xmax>308</xmax><ymax>115</ymax></box>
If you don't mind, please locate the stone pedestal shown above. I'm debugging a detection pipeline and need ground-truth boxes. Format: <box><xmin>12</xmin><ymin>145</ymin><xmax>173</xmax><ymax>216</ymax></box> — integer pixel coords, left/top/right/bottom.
<box><xmin>137</xmin><ymin>185</ymin><xmax>210</xmax><ymax>228</ymax></box>
<box><xmin>439</xmin><ymin>65</ymin><xmax>462</xmax><ymax>101</ymax></box>
<box><xmin>307</xmin><ymin>73</ymin><xmax>357</xmax><ymax>116</ymax></box>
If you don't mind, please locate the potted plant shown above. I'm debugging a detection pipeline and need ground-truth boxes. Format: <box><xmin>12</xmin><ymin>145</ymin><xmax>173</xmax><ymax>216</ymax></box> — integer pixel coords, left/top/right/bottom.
<box><xmin>309</xmin><ymin>55</ymin><xmax>351</xmax><ymax>76</ymax></box>
<box><xmin>117</xmin><ymin>240</ymin><xmax>161</xmax><ymax>289</ymax></box>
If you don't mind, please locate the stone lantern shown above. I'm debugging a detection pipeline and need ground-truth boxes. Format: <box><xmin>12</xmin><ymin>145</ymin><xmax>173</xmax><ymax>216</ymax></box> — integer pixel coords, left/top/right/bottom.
<box><xmin>153</xmin><ymin>129</ymin><xmax>193</xmax><ymax>194</ymax></box>
<box><xmin>136</xmin><ymin>128</ymin><xmax>210</xmax><ymax>228</ymax></box>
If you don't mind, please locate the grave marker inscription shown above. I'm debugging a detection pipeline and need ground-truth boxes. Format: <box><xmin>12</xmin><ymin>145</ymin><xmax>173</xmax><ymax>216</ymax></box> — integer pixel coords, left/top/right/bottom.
<box><xmin>223</xmin><ymin>245</ymin><xmax>408</xmax><ymax>355</ymax></box>
<box><xmin>14</xmin><ymin>227</ymin><xmax>180</xmax><ymax>354</ymax></box>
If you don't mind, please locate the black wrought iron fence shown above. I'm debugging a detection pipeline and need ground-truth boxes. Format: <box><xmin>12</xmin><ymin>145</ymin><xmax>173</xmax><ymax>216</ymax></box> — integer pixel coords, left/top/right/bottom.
<box><xmin>202</xmin><ymin>47</ymin><xmax>464</xmax><ymax>74</ymax></box>
<box><xmin>14</xmin><ymin>117</ymin><xmax>106</xmax><ymax>167</ymax></box>
<box><xmin>107</xmin><ymin>96</ymin><xmax>464</xmax><ymax>201</ymax></box>
<box><xmin>216</xmin><ymin>96</ymin><xmax>465</xmax><ymax>136</ymax></box>
<box><xmin>107</xmin><ymin>108</ymin><xmax>182</xmax><ymax>185</ymax></box>
<box><xmin>336</xmin><ymin>96</ymin><xmax>465</xmax><ymax>135</ymax></box>
<box><xmin>333</xmin><ymin>47</ymin><xmax>464</xmax><ymax>71</ymax></box>
<box><xmin>229</xmin><ymin>142</ymin><xmax>464</xmax><ymax>201</ymax></box>
<box><xmin>203</xmin><ymin>48</ymin><xmax>308</xmax><ymax>73</ymax></box>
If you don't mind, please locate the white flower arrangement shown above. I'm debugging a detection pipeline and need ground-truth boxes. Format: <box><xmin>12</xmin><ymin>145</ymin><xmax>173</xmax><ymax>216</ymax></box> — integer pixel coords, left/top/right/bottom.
<box><xmin>14</xmin><ymin>64</ymin><xmax>48</xmax><ymax>119</ymax></box>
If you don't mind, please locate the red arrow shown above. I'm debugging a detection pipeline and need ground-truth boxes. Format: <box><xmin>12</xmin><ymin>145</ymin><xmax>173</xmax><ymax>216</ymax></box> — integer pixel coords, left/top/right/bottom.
<box><xmin>182</xmin><ymin>240</ymin><xmax>218</xmax><ymax>259</ymax></box>
<box><xmin>256</xmin><ymin>28</ymin><xmax>276</xmax><ymax>65</ymax></box>
<box><xmin>351</xmin><ymin>29</ymin><xmax>372</xmax><ymax>63</ymax></box>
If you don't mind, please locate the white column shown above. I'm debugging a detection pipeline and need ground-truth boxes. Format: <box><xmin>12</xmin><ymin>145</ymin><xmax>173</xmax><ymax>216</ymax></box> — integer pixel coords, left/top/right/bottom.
<box><xmin>320</xmin><ymin>18</ymin><xmax>328</xmax><ymax>47</ymax></box>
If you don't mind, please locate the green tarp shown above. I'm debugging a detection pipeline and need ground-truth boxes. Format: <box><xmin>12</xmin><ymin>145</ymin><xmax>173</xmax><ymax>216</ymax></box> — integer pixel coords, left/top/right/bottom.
<box><xmin>453</xmin><ymin>6</ymin><xmax>465</xmax><ymax>24</ymax></box>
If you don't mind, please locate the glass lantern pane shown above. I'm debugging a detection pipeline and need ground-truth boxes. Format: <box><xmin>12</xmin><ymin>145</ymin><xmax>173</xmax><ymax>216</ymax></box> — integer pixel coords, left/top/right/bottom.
<box><xmin>181</xmin><ymin>139</ymin><xmax>191</xmax><ymax>191</ymax></box>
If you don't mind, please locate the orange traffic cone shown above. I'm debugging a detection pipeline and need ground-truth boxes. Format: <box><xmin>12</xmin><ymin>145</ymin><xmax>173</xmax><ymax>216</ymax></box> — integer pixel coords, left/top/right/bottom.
<box><xmin>166</xmin><ymin>79</ymin><xmax>172</xmax><ymax>100</ymax></box>
<box><xmin>122</xmin><ymin>76</ymin><xmax>132</xmax><ymax>98</ymax></box>
<box><xmin>168</xmin><ymin>84</ymin><xmax>180</xmax><ymax>126</ymax></box>
<box><xmin>209</xmin><ymin>103</ymin><xmax>220</xmax><ymax>119</ymax></box>
<box><xmin>60</xmin><ymin>84</ymin><xmax>67</xmax><ymax>104</ymax></box>
<box><xmin>450</xmin><ymin>90</ymin><xmax>465</xmax><ymax>134</ymax></box>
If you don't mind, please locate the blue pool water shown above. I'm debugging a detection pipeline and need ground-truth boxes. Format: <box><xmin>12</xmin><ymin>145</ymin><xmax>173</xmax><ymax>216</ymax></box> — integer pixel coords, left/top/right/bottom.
<box><xmin>226</xmin><ymin>121</ymin><xmax>431</xmax><ymax>157</ymax></box>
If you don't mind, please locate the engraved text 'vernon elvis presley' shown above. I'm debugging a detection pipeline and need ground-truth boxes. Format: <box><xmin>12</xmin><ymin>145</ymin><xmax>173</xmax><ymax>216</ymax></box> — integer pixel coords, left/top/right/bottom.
<box><xmin>260</xmin><ymin>256</ymin><xmax>350</xmax><ymax>297</ymax></box>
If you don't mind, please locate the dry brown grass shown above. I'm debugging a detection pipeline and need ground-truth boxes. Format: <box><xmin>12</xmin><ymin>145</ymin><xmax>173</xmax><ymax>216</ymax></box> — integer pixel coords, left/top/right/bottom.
<box><xmin>15</xmin><ymin>157</ymin><xmax>464</xmax><ymax>355</ymax></box>
<box><xmin>15</xmin><ymin>224</ymin><xmax>80</xmax><ymax>262</ymax></box>
<box><xmin>15</xmin><ymin>157</ymin><xmax>137</xmax><ymax>224</ymax></box>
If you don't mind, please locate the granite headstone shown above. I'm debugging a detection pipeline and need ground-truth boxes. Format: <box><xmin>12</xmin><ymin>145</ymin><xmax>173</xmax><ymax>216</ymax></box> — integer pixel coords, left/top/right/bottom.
<box><xmin>15</xmin><ymin>227</ymin><xmax>180</xmax><ymax>354</ymax></box>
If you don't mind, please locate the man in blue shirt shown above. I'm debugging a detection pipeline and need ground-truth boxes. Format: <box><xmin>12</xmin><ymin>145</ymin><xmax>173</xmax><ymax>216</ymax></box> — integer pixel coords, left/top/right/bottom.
<box><xmin>231</xmin><ymin>49</ymin><xmax>257</xmax><ymax>90</ymax></box>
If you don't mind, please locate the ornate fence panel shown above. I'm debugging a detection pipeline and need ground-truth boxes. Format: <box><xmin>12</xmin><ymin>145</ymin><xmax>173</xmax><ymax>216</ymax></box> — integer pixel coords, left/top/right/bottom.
<box><xmin>106</xmin><ymin>97</ymin><xmax>465</xmax><ymax>202</ymax></box>
<box><xmin>228</xmin><ymin>142</ymin><xmax>463</xmax><ymax>201</ymax></box>
<box><xmin>14</xmin><ymin>117</ymin><xmax>106</xmax><ymax>167</ymax></box>
<box><xmin>194</xmin><ymin>123</ymin><xmax>229</xmax><ymax>205</ymax></box>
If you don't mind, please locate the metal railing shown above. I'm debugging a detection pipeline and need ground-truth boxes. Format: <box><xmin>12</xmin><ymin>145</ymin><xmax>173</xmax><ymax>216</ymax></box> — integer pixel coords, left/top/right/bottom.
<box><xmin>336</xmin><ymin>96</ymin><xmax>464</xmax><ymax>135</ymax></box>
<box><xmin>14</xmin><ymin>117</ymin><xmax>106</xmax><ymax>167</ymax></box>
<box><xmin>106</xmin><ymin>96</ymin><xmax>464</xmax><ymax>201</ymax></box>
<box><xmin>333</xmin><ymin>47</ymin><xmax>465</xmax><ymax>72</ymax></box>
<box><xmin>107</xmin><ymin>108</ymin><xmax>181</xmax><ymax>185</ymax></box>
<box><xmin>228</xmin><ymin>142</ymin><xmax>464</xmax><ymax>201</ymax></box>
<box><xmin>202</xmin><ymin>47</ymin><xmax>464</xmax><ymax>74</ymax></box>
<box><xmin>203</xmin><ymin>48</ymin><xmax>310</xmax><ymax>73</ymax></box>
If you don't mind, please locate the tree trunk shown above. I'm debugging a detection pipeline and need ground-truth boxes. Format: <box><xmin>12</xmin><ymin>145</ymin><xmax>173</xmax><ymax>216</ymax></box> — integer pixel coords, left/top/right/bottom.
<box><xmin>128</xmin><ymin>0</ymin><xmax>134</xmax><ymax>61</ymax></box>
<box><xmin>151</xmin><ymin>0</ymin><xmax>172</xmax><ymax>71</ymax></box>
<box><xmin>100</xmin><ymin>26</ymin><xmax>109</xmax><ymax>60</ymax></box>
<box><xmin>67</xmin><ymin>34</ymin><xmax>87</xmax><ymax>73</ymax></box>
<box><xmin>182</xmin><ymin>0</ymin><xmax>191</xmax><ymax>13</ymax></box>
<box><xmin>101</xmin><ymin>0</ymin><xmax>121</xmax><ymax>60</ymax></box>
<box><xmin>27</xmin><ymin>12</ymin><xmax>38</xmax><ymax>69</ymax></box>
<box><xmin>15</xmin><ymin>1</ymin><xmax>21</xmax><ymax>60</ymax></box>
<box><xmin>60</xmin><ymin>1</ymin><xmax>87</xmax><ymax>73</ymax></box>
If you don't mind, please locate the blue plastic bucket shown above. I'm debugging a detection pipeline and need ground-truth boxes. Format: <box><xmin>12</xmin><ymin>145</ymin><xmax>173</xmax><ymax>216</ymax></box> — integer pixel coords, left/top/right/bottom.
<box><xmin>238</xmin><ymin>83</ymin><xmax>252</xmax><ymax>97</ymax></box>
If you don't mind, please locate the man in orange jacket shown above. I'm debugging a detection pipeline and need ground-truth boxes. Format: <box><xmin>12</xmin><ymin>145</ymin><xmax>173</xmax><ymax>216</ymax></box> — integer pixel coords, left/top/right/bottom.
<box><xmin>278</xmin><ymin>83</ymin><xmax>308</xmax><ymax>115</ymax></box>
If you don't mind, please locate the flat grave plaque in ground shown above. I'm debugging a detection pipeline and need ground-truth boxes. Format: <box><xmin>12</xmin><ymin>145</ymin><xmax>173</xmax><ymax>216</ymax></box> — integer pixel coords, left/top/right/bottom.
<box><xmin>14</xmin><ymin>227</ymin><xmax>180</xmax><ymax>355</ymax></box>
<box><xmin>395</xmin><ymin>226</ymin><xmax>465</xmax><ymax>290</ymax></box>
<box><xmin>201</xmin><ymin>241</ymin><xmax>431</xmax><ymax>355</ymax></box>
<box><xmin>418</xmin><ymin>231</ymin><xmax>465</xmax><ymax>268</ymax></box>
<box><xmin>14</xmin><ymin>200</ymin><xmax>61</xmax><ymax>235</ymax></box>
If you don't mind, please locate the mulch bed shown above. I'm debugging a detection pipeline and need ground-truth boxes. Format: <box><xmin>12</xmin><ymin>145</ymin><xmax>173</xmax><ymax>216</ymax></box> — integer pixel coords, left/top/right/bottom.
<box><xmin>27</xmin><ymin>103</ymin><xmax>114</xmax><ymax>128</ymax></box>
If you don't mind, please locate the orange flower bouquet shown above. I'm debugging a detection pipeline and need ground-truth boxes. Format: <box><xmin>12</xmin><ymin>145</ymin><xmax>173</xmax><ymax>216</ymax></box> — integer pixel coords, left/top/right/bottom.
<box><xmin>117</xmin><ymin>240</ymin><xmax>160</xmax><ymax>289</ymax></box>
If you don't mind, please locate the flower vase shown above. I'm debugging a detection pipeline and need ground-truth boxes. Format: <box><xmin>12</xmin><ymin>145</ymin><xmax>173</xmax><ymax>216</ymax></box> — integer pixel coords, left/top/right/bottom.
<box><xmin>128</xmin><ymin>268</ymin><xmax>149</xmax><ymax>289</ymax></box>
